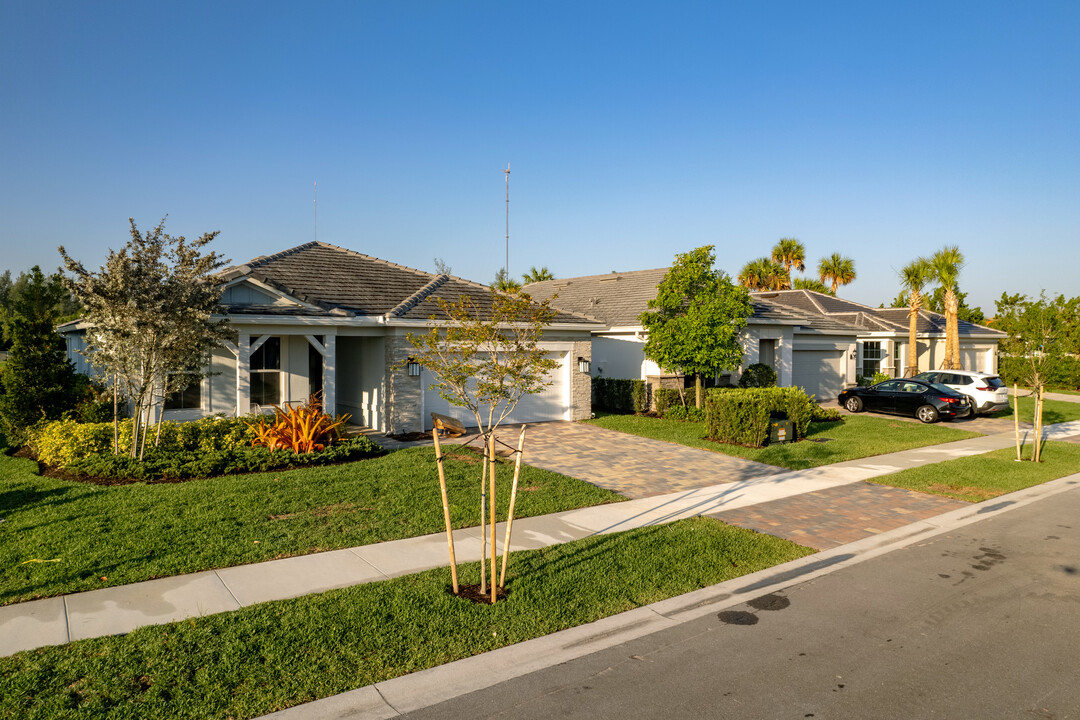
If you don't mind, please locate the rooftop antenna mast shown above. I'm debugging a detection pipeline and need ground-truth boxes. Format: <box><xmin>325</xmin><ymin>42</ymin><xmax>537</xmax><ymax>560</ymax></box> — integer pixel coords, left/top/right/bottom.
<box><xmin>314</xmin><ymin>181</ymin><xmax>318</xmax><ymax>243</ymax></box>
<box><xmin>504</xmin><ymin>163</ymin><xmax>510</xmax><ymax>280</ymax></box>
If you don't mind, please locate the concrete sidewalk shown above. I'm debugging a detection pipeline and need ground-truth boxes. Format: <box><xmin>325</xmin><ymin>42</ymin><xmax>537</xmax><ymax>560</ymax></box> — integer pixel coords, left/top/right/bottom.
<box><xmin>4</xmin><ymin>419</ymin><xmax>1080</xmax><ymax>658</ymax></box>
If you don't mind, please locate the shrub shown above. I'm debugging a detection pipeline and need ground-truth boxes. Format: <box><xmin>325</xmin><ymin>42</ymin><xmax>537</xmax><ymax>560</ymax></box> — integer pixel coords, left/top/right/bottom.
<box><xmin>810</xmin><ymin>404</ymin><xmax>844</xmax><ymax>422</ymax></box>
<box><xmin>592</xmin><ymin>378</ymin><xmax>648</xmax><ymax>414</ymax></box>
<box><xmin>27</xmin><ymin>416</ymin><xmax>257</xmax><ymax>467</ymax></box>
<box><xmin>653</xmin><ymin>388</ymin><xmax>685</xmax><ymax>416</ymax></box>
<box><xmin>704</xmin><ymin>387</ymin><xmax>815</xmax><ymax>447</ymax></box>
<box><xmin>738</xmin><ymin>363</ymin><xmax>778</xmax><ymax>388</ymax></box>
<box><xmin>64</xmin><ymin>436</ymin><xmax>384</xmax><ymax>481</ymax></box>
<box><xmin>247</xmin><ymin>398</ymin><xmax>350</xmax><ymax>454</ymax></box>
<box><xmin>664</xmin><ymin>405</ymin><xmax>706</xmax><ymax>423</ymax></box>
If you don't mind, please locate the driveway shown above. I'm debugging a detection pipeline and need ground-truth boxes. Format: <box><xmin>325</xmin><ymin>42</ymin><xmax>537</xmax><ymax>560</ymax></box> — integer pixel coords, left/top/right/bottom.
<box><xmin>411</xmin><ymin>421</ymin><xmax>782</xmax><ymax>499</ymax></box>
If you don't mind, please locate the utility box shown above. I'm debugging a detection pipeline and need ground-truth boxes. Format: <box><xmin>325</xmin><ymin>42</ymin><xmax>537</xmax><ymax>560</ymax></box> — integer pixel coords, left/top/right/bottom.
<box><xmin>768</xmin><ymin>418</ymin><xmax>794</xmax><ymax>445</ymax></box>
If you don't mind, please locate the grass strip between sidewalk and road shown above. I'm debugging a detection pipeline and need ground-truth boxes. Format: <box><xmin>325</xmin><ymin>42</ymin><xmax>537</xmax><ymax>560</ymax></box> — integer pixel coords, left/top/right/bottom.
<box><xmin>0</xmin><ymin>446</ymin><xmax>623</xmax><ymax>606</ymax></box>
<box><xmin>585</xmin><ymin>414</ymin><xmax>980</xmax><ymax>470</ymax></box>
<box><xmin>0</xmin><ymin>517</ymin><xmax>814</xmax><ymax>720</ymax></box>
<box><xmin>869</xmin><ymin>441</ymin><xmax>1080</xmax><ymax>502</ymax></box>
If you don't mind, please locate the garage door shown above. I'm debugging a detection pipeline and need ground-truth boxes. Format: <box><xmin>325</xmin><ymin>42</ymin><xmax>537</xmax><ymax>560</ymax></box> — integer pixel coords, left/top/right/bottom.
<box><xmin>422</xmin><ymin>352</ymin><xmax>569</xmax><ymax>430</ymax></box>
<box><xmin>791</xmin><ymin>349</ymin><xmax>846</xmax><ymax>403</ymax></box>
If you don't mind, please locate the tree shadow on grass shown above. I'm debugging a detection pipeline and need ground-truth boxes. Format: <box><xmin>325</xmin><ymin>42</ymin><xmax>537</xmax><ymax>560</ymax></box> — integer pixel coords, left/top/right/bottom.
<box><xmin>0</xmin><ymin>485</ymin><xmax>76</xmax><ymax>513</ymax></box>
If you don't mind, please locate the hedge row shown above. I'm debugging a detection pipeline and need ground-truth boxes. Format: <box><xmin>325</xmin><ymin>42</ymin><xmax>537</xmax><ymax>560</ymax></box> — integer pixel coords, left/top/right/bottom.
<box><xmin>27</xmin><ymin>416</ymin><xmax>256</xmax><ymax>468</ymax></box>
<box><xmin>704</xmin><ymin>387</ymin><xmax>815</xmax><ymax>447</ymax></box>
<box><xmin>64</xmin><ymin>436</ymin><xmax>383</xmax><ymax>481</ymax></box>
<box><xmin>592</xmin><ymin>378</ymin><xmax>648</xmax><ymax>414</ymax></box>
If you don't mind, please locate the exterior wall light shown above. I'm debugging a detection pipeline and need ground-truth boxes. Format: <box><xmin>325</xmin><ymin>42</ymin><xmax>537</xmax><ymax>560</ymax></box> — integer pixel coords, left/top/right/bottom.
<box><xmin>578</xmin><ymin>357</ymin><xmax>591</xmax><ymax>374</ymax></box>
<box><xmin>407</xmin><ymin>358</ymin><xmax>421</xmax><ymax>377</ymax></box>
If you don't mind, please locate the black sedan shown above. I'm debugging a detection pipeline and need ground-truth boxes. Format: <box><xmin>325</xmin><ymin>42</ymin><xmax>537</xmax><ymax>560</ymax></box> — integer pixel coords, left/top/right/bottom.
<box><xmin>837</xmin><ymin>378</ymin><xmax>971</xmax><ymax>423</ymax></box>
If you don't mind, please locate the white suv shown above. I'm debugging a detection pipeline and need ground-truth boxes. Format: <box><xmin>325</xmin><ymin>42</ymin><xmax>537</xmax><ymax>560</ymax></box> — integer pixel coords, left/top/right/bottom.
<box><xmin>912</xmin><ymin>370</ymin><xmax>1010</xmax><ymax>415</ymax></box>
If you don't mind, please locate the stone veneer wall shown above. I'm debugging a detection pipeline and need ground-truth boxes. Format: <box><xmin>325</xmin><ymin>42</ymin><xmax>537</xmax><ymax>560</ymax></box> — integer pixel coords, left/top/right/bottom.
<box><xmin>568</xmin><ymin>339</ymin><xmax>592</xmax><ymax>421</ymax></box>
<box><xmin>384</xmin><ymin>335</ymin><xmax>424</xmax><ymax>434</ymax></box>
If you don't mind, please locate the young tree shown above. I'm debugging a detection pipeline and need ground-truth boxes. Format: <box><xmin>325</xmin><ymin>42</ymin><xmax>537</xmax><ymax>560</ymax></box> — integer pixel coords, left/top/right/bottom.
<box><xmin>59</xmin><ymin>218</ymin><xmax>230</xmax><ymax>458</ymax></box>
<box><xmin>0</xmin><ymin>267</ymin><xmax>81</xmax><ymax>442</ymax></box>
<box><xmin>818</xmin><ymin>253</ymin><xmax>856</xmax><ymax>295</ymax></box>
<box><xmin>994</xmin><ymin>292</ymin><xmax>1070</xmax><ymax>461</ymax></box>
<box><xmin>898</xmin><ymin>257</ymin><xmax>932</xmax><ymax>377</ymax></box>
<box><xmin>408</xmin><ymin>288</ymin><xmax>559</xmax><ymax>602</ymax></box>
<box><xmin>642</xmin><ymin>246</ymin><xmax>753</xmax><ymax>408</ymax></box>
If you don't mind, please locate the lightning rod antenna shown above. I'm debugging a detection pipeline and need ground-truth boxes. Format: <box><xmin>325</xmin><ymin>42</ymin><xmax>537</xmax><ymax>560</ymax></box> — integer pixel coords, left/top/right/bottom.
<box><xmin>314</xmin><ymin>181</ymin><xmax>318</xmax><ymax>243</ymax></box>
<box><xmin>504</xmin><ymin>163</ymin><xmax>510</xmax><ymax>281</ymax></box>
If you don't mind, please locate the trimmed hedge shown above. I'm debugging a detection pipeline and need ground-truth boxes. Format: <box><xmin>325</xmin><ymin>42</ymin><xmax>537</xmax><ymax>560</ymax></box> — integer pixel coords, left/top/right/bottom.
<box><xmin>998</xmin><ymin>355</ymin><xmax>1080</xmax><ymax>390</ymax></box>
<box><xmin>63</xmin><ymin>436</ymin><xmax>384</xmax><ymax>481</ymax></box>
<box><xmin>28</xmin><ymin>416</ymin><xmax>256</xmax><ymax>468</ymax></box>
<box><xmin>738</xmin><ymin>363</ymin><xmax>778</xmax><ymax>388</ymax></box>
<box><xmin>592</xmin><ymin>378</ymin><xmax>648</xmax><ymax>414</ymax></box>
<box><xmin>654</xmin><ymin>388</ymin><xmax>684</xmax><ymax>416</ymax></box>
<box><xmin>704</xmin><ymin>387</ymin><xmax>815</xmax><ymax>447</ymax></box>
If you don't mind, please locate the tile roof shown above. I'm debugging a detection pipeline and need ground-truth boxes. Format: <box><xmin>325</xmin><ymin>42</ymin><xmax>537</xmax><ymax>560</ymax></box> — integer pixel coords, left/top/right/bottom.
<box><xmin>524</xmin><ymin>269</ymin><xmax>859</xmax><ymax>334</ymax></box>
<box><xmin>218</xmin><ymin>242</ymin><xmax>597</xmax><ymax>325</ymax></box>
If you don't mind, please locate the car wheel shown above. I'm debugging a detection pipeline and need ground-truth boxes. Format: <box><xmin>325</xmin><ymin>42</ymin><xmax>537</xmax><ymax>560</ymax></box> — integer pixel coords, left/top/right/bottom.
<box><xmin>917</xmin><ymin>405</ymin><xmax>939</xmax><ymax>423</ymax></box>
<box><xmin>844</xmin><ymin>397</ymin><xmax>863</xmax><ymax>413</ymax></box>
<box><xmin>964</xmin><ymin>396</ymin><xmax>978</xmax><ymax>417</ymax></box>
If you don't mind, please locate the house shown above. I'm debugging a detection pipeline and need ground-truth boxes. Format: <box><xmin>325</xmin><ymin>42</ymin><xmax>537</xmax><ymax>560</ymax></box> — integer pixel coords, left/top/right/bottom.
<box><xmin>62</xmin><ymin>242</ymin><xmax>600</xmax><ymax>433</ymax></box>
<box><xmin>524</xmin><ymin>271</ymin><xmax>1005</xmax><ymax>402</ymax></box>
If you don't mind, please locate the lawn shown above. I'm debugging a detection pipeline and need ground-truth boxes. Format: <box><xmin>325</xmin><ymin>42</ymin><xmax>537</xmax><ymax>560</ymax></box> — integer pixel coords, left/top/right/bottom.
<box><xmin>0</xmin><ymin>446</ymin><xmax>622</xmax><ymax>605</ymax></box>
<box><xmin>869</xmin><ymin>441</ymin><xmax>1080</xmax><ymax>502</ymax></box>
<box><xmin>585</xmin><ymin>414</ymin><xmax>980</xmax><ymax>470</ymax></box>
<box><xmin>990</xmin><ymin>395</ymin><xmax>1080</xmax><ymax>425</ymax></box>
<box><xmin>0</xmin><ymin>517</ymin><xmax>813</xmax><ymax>720</ymax></box>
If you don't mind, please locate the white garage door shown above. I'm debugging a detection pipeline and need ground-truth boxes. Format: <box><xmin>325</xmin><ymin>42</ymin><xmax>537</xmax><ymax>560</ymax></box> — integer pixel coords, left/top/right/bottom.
<box><xmin>422</xmin><ymin>352</ymin><xmax>570</xmax><ymax>430</ymax></box>
<box><xmin>791</xmin><ymin>349</ymin><xmax>846</xmax><ymax>403</ymax></box>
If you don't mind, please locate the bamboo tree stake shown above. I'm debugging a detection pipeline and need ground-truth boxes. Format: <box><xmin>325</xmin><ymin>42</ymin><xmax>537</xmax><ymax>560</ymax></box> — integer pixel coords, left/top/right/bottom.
<box><xmin>479</xmin><ymin>439</ymin><xmax>488</xmax><ymax>596</ymax></box>
<box><xmin>1035</xmin><ymin>387</ymin><xmax>1044</xmax><ymax>463</ymax></box>
<box><xmin>500</xmin><ymin>425</ymin><xmax>527</xmax><ymax>589</ymax></box>
<box><xmin>431</xmin><ymin>428</ymin><xmax>459</xmax><ymax>594</ymax></box>
<box><xmin>1014</xmin><ymin>383</ymin><xmax>1022</xmax><ymax>461</ymax></box>
<box><xmin>489</xmin><ymin>433</ymin><xmax>497</xmax><ymax>604</ymax></box>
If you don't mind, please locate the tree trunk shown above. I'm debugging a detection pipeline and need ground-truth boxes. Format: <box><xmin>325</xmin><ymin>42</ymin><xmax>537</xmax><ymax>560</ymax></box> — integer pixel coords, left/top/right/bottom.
<box><xmin>905</xmin><ymin>290</ymin><xmax>921</xmax><ymax>377</ymax></box>
<box><xmin>695</xmin><ymin>373</ymin><xmax>703</xmax><ymax>409</ymax></box>
<box><xmin>943</xmin><ymin>287</ymin><xmax>960</xmax><ymax>370</ymax></box>
<box><xmin>112</xmin><ymin>375</ymin><xmax>119</xmax><ymax>455</ymax></box>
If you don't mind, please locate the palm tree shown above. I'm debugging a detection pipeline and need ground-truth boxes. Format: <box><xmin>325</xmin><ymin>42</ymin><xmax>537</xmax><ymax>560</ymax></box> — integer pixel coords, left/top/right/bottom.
<box><xmin>771</xmin><ymin>238</ymin><xmax>806</xmax><ymax>288</ymax></box>
<box><xmin>793</xmin><ymin>277</ymin><xmax>832</xmax><ymax>295</ymax></box>
<box><xmin>818</xmin><ymin>253</ymin><xmax>856</xmax><ymax>295</ymax></box>
<box><xmin>521</xmin><ymin>266</ymin><xmax>555</xmax><ymax>284</ymax></box>
<box><xmin>930</xmin><ymin>246</ymin><xmax>965</xmax><ymax>370</ymax></box>
<box><xmin>899</xmin><ymin>257</ymin><xmax>932</xmax><ymax>376</ymax></box>
<box><xmin>492</xmin><ymin>268</ymin><xmax>522</xmax><ymax>292</ymax></box>
<box><xmin>738</xmin><ymin>258</ymin><xmax>787</xmax><ymax>291</ymax></box>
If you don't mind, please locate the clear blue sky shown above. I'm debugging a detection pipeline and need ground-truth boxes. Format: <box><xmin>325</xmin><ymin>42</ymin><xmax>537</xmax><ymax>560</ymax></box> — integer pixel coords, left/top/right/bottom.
<box><xmin>2</xmin><ymin>1</ymin><xmax>1077</xmax><ymax>315</ymax></box>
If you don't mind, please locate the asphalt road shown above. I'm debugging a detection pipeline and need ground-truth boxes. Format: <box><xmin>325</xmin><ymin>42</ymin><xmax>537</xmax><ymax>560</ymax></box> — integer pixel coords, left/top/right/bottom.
<box><xmin>404</xmin><ymin>486</ymin><xmax>1080</xmax><ymax>720</ymax></box>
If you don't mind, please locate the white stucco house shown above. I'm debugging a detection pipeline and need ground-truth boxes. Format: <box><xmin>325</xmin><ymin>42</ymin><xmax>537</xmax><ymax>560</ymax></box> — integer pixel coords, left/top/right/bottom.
<box><xmin>61</xmin><ymin>242</ymin><xmax>599</xmax><ymax>433</ymax></box>
<box><xmin>524</xmin><ymin>270</ymin><xmax>1005</xmax><ymax>402</ymax></box>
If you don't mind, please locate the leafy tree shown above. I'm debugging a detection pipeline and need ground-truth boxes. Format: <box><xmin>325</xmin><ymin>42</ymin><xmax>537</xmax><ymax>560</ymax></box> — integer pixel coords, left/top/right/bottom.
<box><xmin>994</xmin><ymin>292</ymin><xmax>1072</xmax><ymax>461</ymax></box>
<box><xmin>0</xmin><ymin>268</ymin><xmax>79</xmax><ymax>349</ymax></box>
<box><xmin>408</xmin><ymin>288</ymin><xmax>560</xmax><ymax>602</ymax></box>
<box><xmin>771</xmin><ymin>238</ymin><xmax>806</xmax><ymax>288</ymax></box>
<box><xmin>59</xmin><ymin>218</ymin><xmax>230</xmax><ymax>458</ymax></box>
<box><xmin>433</xmin><ymin>257</ymin><xmax>452</xmax><ymax>275</ymax></box>
<box><xmin>898</xmin><ymin>257</ymin><xmax>932</xmax><ymax>377</ymax></box>
<box><xmin>930</xmin><ymin>246</ymin><xmax>965</xmax><ymax>369</ymax></box>
<box><xmin>924</xmin><ymin>286</ymin><xmax>985</xmax><ymax>325</ymax></box>
<box><xmin>521</xmin><ymin>266</ymin><xmax>555</xmax><ymax>284</ymax></box>
<box><xmin>641</xmin><ymin>246</ymin><xmax>753</xmax><ymax>408</ymax></box>
<box><xmin>492</xmin><ymin>268</ymin><xmax>521</xmax><ymax>292</ymax></box>
<box><xmin>0</xmin><ymin>267</ymin><xmax>82</xmax><ymax>443</ymax></box>
<box><xmin>818</xmin><ymin>253</ymin><xmax>856</xmax><ymax>295</ymax></box>
<box><xmin>793</xmin><ymin>277</ymin><xmax>833</xmax><ymax>294</ymax></box>
<box><xmin>738</xmin><ymin>257</ymin><xmax>788</xmax><ymax>291</ymax></box>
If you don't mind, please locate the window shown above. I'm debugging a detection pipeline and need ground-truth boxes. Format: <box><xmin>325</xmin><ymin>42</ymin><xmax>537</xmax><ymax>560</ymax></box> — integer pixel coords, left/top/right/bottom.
<box><xmin>862</xmin><ymin>341</ymin><xmax>883</xmax><ymax>377</ymax></box>
<box><xmin>250</xmin><ymin>337</ymin><xmax>281</xmax><ymax>407</ymax></box>
<box><xmin>894</xmin><ymin>342</ymin><xmax>902</xmax><ymax>375</ymax></box>
<box><xmin>164</xmin><ymin>375</ymin><xmax>202</xmax><ymax>410</ymax></box>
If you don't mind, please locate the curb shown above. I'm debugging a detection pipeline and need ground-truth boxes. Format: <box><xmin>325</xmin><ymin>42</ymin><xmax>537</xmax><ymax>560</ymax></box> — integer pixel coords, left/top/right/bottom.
<box><xmin>259</xmin><ymin>471</ymin><xmax>1080</xmax><ymax>719</ymax></box>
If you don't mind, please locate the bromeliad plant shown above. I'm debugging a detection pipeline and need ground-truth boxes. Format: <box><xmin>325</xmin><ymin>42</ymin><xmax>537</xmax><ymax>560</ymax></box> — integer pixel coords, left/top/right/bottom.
<box><xmin>247</xmin><ymin>394</ymin><xmax>350</xmax><ymax>454</ymax></box>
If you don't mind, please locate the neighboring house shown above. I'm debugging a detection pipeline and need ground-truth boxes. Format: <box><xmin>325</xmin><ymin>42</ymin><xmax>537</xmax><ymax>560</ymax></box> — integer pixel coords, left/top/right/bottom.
<box><xmin>61</xmin><ymin>242</ymin><xmax>599</xmax><ymax>433</ymax></box>
<box><xmin>524</xmin><ymin>271</ymin><xmax>1005</xmax><ymax>402</ymax></box>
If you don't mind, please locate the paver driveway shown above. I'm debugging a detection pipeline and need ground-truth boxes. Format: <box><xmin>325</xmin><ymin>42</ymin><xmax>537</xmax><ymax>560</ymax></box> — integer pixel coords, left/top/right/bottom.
<box><xmin>484</xmin><ymin>421</ymin><xmax>782</xmax><ymax>499</ymax></box>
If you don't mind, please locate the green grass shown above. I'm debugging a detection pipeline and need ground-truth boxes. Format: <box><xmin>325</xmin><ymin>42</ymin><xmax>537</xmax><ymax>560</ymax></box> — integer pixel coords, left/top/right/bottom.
<box><xmin>0</xmin><ymin>517</ymin><xmax>813</xmax><ymax>720</ymax></box>
<box><xmin>990</xmin><ymin>395</ymin><xmax>1080</xmax><ymax>424</ymax></box>
<box><xmin>0</xmin><ymin>446</ymin><xmax>622</xmax><ymax>605</ymax></box>
<box><xmin>870</xmin><ymin>441</ymin><xmax>1080</xmax><ymax>502</ymax></box>
<box><xmin>585</xmin><ymin>414</ymin><xmax>980</xmax><ymax>470</ymax></box>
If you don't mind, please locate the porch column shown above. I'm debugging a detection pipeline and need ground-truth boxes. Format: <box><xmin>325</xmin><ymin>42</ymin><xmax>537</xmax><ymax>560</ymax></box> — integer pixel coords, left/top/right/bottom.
<box><xmin>236</xmin><ymin>333</ymin><xmax>251</xmax><ymax>416</ymax></box>
<box><xmin>323</xmin><ymin>335</ymin><xmax>336</xmax><ymax>416</ymax></box>
<box><xmin>778</xmin><ymin>336</ymin><xmax>793</xmax><ymax>387</ymax></box>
